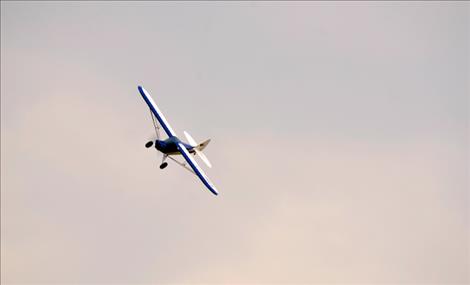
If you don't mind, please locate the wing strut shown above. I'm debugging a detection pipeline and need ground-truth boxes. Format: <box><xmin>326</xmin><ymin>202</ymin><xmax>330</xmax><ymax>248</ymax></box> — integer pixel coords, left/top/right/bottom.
<box><xmin>167</xmin><ymin>155</ymin><xmax>196</xmax><ymax>175</ymax></box>
<box><xmin>149</xmin><ymin>109</ymin><xmax>161</xmax><ymax>140</ymax></box>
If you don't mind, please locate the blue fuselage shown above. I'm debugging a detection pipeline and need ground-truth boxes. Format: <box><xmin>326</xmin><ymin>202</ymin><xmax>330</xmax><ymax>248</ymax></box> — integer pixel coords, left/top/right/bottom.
<box><xmin>155</xmin><ymin>136</ymin><xmax>194</xmax><ymax>155</ymax></box>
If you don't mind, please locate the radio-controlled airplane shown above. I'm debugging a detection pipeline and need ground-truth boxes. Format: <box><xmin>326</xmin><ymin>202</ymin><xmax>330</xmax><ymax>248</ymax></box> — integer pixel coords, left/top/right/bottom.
<box><xmin>137</xmin><ymin>86</ymin><xmax>218</xmax><ymax>195</ymax></box>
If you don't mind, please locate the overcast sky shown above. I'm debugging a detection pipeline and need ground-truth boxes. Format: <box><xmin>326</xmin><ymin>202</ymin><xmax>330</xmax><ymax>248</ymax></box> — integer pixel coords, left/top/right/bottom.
<box><xmin>1</xmin><ymin>2</ymin><xmax>469</xmax><ymax>284</ymax></box>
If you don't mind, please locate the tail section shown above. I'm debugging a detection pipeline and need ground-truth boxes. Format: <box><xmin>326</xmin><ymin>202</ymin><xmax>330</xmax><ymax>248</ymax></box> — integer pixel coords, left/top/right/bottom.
<box><xmin>197</xmin><ymin>139</ymin><xmax>211</xmax><ymax>151</ymax></box>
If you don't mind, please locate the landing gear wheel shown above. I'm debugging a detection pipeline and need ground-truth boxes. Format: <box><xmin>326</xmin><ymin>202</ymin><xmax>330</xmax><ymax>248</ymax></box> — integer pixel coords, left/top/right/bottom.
<box><xmin>159</xmin><ymin>162</ymin><xmax>168</xmax><ymax>169</ymax></box>
<box><xmin>145</xmin><ymin>141</ymin><xmax>154</xmax><ymax>148</ymax></box>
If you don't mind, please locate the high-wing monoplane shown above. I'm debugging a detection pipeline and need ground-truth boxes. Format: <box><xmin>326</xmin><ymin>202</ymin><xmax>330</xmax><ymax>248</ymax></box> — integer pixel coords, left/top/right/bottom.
<box><xmin>137</xmin><ymin>86</ymin><xmax>218</xmax><ymax>195</ymax></box>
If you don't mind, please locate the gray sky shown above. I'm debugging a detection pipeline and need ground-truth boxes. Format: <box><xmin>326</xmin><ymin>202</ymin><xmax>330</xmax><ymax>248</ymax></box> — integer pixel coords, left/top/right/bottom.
<box><xmin>1</xmin><ymin>2</ymin><xmax>469</xmax><ymax>284</ymax></box>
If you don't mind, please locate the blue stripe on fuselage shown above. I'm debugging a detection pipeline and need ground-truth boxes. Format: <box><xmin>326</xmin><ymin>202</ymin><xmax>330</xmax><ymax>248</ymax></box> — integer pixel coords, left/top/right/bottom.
<box><xmin>156</xmin><ymin>137</ymin><xmax>194</xmax><ymax>154</ymax></box>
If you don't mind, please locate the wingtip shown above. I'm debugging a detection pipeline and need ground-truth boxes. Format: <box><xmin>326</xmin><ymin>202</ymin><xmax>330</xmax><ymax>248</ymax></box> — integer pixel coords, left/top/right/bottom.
<box><xmin>211</xmin><ymin>185</ymin><xmax>219</xmax><ymax>196</ymax></box>
<box><xmin>208</xmin><ymin>185</ymin><xmax>218</xmax><ymax>196</ymax></box>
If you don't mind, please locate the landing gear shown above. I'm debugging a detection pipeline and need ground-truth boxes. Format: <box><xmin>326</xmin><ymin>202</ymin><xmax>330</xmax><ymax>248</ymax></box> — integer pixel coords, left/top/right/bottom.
<box><xmin>145</xmin><ymin>141</ymin><xmax>154</xmax><ymax>148</ymax></box>
<box><xmin>160</xmin><ymin>154</ymin><xmax>168</xmax><ymax>169</ymax></box>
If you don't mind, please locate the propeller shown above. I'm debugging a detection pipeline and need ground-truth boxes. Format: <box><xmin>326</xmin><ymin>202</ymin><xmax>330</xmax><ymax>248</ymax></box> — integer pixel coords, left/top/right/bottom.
<box><xmin>184</xmin><ymin>131</ymin><xmax>212</xmax><ymax>168</ymax></box>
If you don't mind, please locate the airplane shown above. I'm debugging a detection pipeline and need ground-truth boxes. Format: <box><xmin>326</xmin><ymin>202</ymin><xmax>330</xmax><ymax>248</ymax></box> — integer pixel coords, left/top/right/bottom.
<box><xmin>137</xmin><ymin>86</ymin><xmax>219</xmax><ymax>196</ymax></box>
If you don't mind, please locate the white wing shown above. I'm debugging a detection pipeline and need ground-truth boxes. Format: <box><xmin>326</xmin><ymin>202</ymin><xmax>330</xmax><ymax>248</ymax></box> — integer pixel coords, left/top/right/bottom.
<box><xmin>138</xmin><ymin>86</ymin><xmax>176</xmax><ymax>137</ymax></box>
<box><xmin>177</xmin><ymin>143</ymin><xmax>218</xmax><ymax>195</ymax></box>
